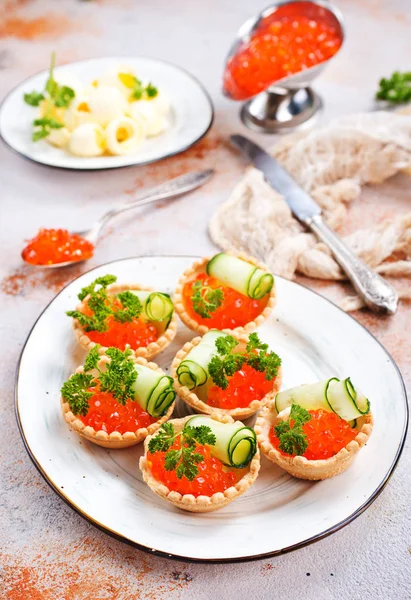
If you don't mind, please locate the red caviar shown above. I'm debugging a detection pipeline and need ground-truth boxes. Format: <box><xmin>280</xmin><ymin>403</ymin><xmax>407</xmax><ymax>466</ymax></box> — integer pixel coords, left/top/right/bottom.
<box><xmin>182</xmin><ymin>273</ymin><xmax>268</xmax><ymax>329</ymax></box>
<box><xmin>224</xmin><ymin>4</ymin><xmax>342</xmax><ymax>100</ymax></box>
<box><xmin>22</xmin><ymin>228</ymin><xmax>94</xmax><ymax>266</ymax></box>
<box><xmin>86</xmin><ymin>316</ymin><xmax>158</xmax><ymax>350</ymax></box>
<box><xmin>208</xmin><ymin>363</ymin><xmax>274</xmax><ymax>409</ymax></box>
<box><xmin>81</xmin><ymin>299</ymin><xmax>159</xmax><ymax>350</ymax></box>
<box><xmin>269</xmin><ymin>409</ymin><xmax>357</xmax><ymax>460</ymax></box>
<box><xmin>79</xmin><ymin>390</ymin><xmax>155</xmax><ymax>434</ymax></box>
<box><xmin>147</xmin><ymin>438</ymin><xmax>238</xmax><ymax>497</ymax></box>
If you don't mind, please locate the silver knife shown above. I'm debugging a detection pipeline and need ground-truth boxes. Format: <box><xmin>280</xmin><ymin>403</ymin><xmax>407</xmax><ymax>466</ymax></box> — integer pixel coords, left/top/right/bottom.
<box><xmin>230</xmin><ymin>134</ymin><xmax>398</xmax><ymax>315</ymax></box>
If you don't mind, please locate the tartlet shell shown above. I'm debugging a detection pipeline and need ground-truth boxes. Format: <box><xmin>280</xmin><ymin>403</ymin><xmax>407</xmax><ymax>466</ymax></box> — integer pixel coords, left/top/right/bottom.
<box><xmin>61</xmin><ymin>355</ymin><xmax>175</xmax><ymax>449</ymax></box>
<box><xmin>255</xmin><ymin>402</ymin><xmax>374</xmax><ymax>480</ymax></box>
<box><xmin>173</xmin><ymin>251</ymin><xmax>276</xmax><ymax>335</ymax></box>
<box><xmin>139</xmin><ymin>413</ymin><xmax>260</xmax><ymax>512</ymax></box>
<box><xmin>71</xmin><ymin>283</ymin><xmax>177</xmax><ymax>360</ymax></box>
<box><xmin>170</xmin><ymin>332</ymin><xmax>283</xmax><ymax>420</ymax></box>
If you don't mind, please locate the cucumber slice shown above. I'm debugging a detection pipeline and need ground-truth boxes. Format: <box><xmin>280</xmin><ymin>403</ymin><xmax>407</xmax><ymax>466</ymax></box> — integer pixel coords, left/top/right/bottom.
<box><xmin>206</xmin><ymin>253</ymin><xmax>274</xmax><ymax>299</ymax></box>
<box><xmin>176</xmin><ymin>329</ymin><xmax>226</xmax><ymax>390</ymax></box>
<box><xmin>327</xmin><ymin>378</ymin><xmax>370</xmax><ymax>421</ymax></box>
<box><xmin>275</xmin><ymin>379</ymin><xmax>336</xmax><ymax>414</ymax></box>
<box><xmin>127</xmin><ymin>291</ymin><xmax>174</xmax><ymax>324</ymax></box>
<box><xmin>132</xmin><ymin>364</ymin><xmax>175</xmax><ymax>417</ymax></box>
<box><xmin>346</xmin><ymin>378</ymin><xmax>370</xmax><ymax>414</ymax></box>
<box><xmin>186</xmin><ymin>415</ymin><xmax>257</xmax><ymax>468</ymax></box>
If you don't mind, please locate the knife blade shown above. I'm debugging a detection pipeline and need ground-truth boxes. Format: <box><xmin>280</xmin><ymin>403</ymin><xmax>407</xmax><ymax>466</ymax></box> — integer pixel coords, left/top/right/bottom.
<box><xmin>230</xmin><ymin>134</ymin><xmax>398</xmax><ymax>314</ymax></box>
<box><xmin>230</xmin><ymin>134</ymin><xmax>320</xmax><ymax>223</ymax></box>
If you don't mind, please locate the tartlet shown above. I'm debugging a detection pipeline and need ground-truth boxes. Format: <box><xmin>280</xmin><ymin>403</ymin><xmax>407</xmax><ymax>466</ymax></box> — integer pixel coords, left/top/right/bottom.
<box><xmin>173</xmin><ymin>251</ymin><xmax>276</xmax><ymax>335</ymax></box>
<box><xmin>171</xmin><ymin>332</ymin><xmax>283</xmax><ymax>420</ymax></box>
<box><xmin>71</xmin><ymin>282</ymin><xmax>177</xmax><ymax>360</ymax></box>
<box><xmin>255</xmin><ymin>402</ymin><xmax>373</xmax><ymax>480</ymax></box>
<box><xmin>139</xmin><ymin>414</ymin><xmax>260</xmax><ymax>512</ymax></box>
<box><xmin>61</xmin><ymin>354</ymin><xmax>175</xmax><ymax>449</ymax></box>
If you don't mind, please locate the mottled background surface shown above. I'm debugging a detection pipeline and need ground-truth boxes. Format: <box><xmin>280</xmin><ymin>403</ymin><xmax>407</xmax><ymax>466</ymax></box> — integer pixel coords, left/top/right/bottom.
<box><xmin>0</xmin><ymin>1</ymin><xmax>410</xmax><ymax>598</ymax></box>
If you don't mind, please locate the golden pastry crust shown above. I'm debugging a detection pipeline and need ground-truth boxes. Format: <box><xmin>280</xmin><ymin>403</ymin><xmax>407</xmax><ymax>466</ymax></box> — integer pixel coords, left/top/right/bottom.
<box><xmin>71</xmin><ymin>283</ymin><xmax>177</xmax><ymax>360</ymax></box>
<box><xmin>173</xmin><ymin>251</ymin><xmax>276</xmax><ymax>335</ymax></box>
<box><xmin>170</xmin><ymin>332</ymin><xmax>283</xmax><ymax>420</ymax></box>
<box><xmin>61</xmin><ymin>355</ymin><xmax>175</xmax><ymax>449</ymax></box>
<box><xmin>255</xmin><ymin>402</ymin><xmax>373</xmax><ymax>481</ymax></box>
<box><xmin>139</xmin><ymin>414</ymin><xmax>260</xmax><ymax>512</ymax></box>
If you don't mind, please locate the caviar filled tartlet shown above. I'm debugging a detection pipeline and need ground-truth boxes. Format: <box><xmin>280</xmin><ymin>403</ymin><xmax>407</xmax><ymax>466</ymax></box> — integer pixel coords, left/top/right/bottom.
<box><xmin>255</xmin><ymin>378</ymin><xmax>373</xmax><ymax>480</ymax></box>
<box><xmin>174</xmin><ymin>252</ymin><xmax>276</xmax><ymax>334</ymax></box>
<box><xmin>61</xmin><ymin>345</ymin><xmax>175</xmax><ymax>448</ymax></box>
<box><xmin>171</xmin><ymin>330</ymin><xmax>282</xmax><ymax>419</ymax></box>
<box><xmin>67</xmin><ymin>274</ymin><xmax>177</xmax><ymax>359</ymax></box>
<box><xmin>140</xmin><ymin>414</ymin><xmax>260</xmax><ymax>512</ymax></box>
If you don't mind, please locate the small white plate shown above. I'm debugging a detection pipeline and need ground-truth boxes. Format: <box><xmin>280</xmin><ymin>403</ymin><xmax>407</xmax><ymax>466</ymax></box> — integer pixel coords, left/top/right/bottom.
<box><xmin>15</xmin><ymin>256</ymin><xmax>408</xmax><ymax>562</ymax></box>
<box><xmin>0</xmin><ymin>57</ymin><xmax>213</xmax><ymax>170</ymax></box>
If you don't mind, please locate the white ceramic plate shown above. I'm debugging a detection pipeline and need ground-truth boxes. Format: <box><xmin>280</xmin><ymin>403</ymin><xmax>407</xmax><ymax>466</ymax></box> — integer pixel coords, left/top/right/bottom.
<box><xmin>16</xmin><ymin>256</ymin><xmax>408</xmax><ymax>562</ymax></box>
<box><xmin>0</xmin><ymin>57</ymin><xmax>213</xmax><ymax>170</ymax></box>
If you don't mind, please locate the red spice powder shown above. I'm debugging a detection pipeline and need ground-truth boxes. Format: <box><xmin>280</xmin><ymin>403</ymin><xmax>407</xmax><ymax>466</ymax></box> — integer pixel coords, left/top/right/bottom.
<box><xmin>0</xmin><ymin>264</ymin><xmax>84</xmax><ymax>296</ymax></box>
<box><xmin>0</xmin><ymin>14</ymin><xmax>72</xmax><ymax>40</ymax></box>
<box><xmin>124</xmin><ymin>132</ymin><xmax>223</xmax><ymax>196</ymax></box>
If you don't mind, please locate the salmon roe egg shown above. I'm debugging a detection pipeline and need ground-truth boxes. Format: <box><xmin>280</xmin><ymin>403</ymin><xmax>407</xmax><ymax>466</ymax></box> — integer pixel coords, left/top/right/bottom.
<box><xmin>269</xmin><ymin>409</ymin><xmax>358</xmax><ymax>460</ymax></box>
<box><xmin>207</xmin><ymin>363</ymin><xmax>274</xmax><ymax>409</ymax></box>
<box><xmin>85</xmin><ymin>315</ymin><xmax>159</xmax><ymax>350</ymax></box>
<box><xmin>224</xmin><ymin>11</ymin><xmax>342</xmax><ymax>100</ymax></box>
<box><xmin>182</xmin><ymin>273</ymin><xmax>268</xmax><ymax>329</ymax></box>
<box><xmin>79</xmin><ymin>391</ymin><xmax>156</xmax><ymax>434</ymax></box>
<box><xmin>22</xmin><ymin>228</ymin><xmax>94</xmax><ymax>266</ymax></box>
<box><xmin>80</xmin><ymin>298</ymin><xmax>159</xmax><ymax>351</ymax></box>
<box><xmin>147</xmin><ymin>438</ymin><xmax>238</xmax><ymax>497</ymax></box>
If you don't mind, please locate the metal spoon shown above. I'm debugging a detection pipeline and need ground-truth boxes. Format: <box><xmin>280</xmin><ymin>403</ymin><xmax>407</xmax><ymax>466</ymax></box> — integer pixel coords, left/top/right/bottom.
<box><xmin>25</xmin><ymin>169</ymin><xmax>214</xmax><ymax>269</ymax></box>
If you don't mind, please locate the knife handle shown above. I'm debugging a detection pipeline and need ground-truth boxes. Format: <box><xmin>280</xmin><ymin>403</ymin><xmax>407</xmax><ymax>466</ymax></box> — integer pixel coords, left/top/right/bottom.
<box><xmin>307</xmin><ymin>215</ymin><xmax>398</xmax><ymax>315</ymax></box>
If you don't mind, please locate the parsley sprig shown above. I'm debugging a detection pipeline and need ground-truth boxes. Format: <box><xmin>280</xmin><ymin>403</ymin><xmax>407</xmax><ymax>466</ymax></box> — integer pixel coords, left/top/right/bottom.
<box><xmin>148</xmin><ymin>422</ymin><xmax>216</xmax><ymax>481</ymax></box>
<box><xmin>274</xmin><ymin>404</ymin><xmax>312</xmax><ymax>456</ymax></box>
<box><xmin>117</xmin><ymin>72</ymin><xmax>158</xmax><ymax>100</ymax></box>
<box><xmin>191</xmin><ymin>280</ymin><xmax>224</xmax><ymax>318</ymax></box>
<box><xmin>376</xmin><ymin>71</ymin><xmax>411</xmax><ymax>104</ymax></box>
<box><xmin>66</xmin><ymin>274</ymin><xmax>143</xmax><ymax>333</ymax></box>
<box><xmin>24</xmin><ymin>52</ymin><xmax>75</xmax><ymax>141</ymax></box>
<box><xmin>208</xmin><ymin>332</ymin><xmax>281</xmax><ymax>390</ymax></box>
<box><xmin>32</xmin><ymin>117</ymin><xmax>64</xmax><ymax>142</ymax></box>
<box><xmin>61</xmin><ymin>345</ymin><xmax>137</xmax><ymax>416</ymax></box>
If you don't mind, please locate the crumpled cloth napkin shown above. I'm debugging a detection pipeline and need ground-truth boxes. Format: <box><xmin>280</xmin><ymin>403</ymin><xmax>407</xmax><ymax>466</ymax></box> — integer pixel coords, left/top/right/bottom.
<box><xmin>209</xmin><ymin>111</ymin><xmax>411</xmax><ymax>311</ymax></box>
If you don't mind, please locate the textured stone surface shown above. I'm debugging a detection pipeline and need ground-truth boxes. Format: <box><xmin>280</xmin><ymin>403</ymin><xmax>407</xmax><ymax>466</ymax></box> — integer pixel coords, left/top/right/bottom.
<box><xmin>0</xmin><ymin>0</ymin><xmax>409</xmax><ymax>598</ymax></box>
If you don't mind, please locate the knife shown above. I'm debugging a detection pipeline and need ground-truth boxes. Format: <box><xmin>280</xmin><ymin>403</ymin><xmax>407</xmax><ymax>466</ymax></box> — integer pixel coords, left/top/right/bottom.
<box><xmin>230</xmin><ymin>134</ymin><xmax>398</xmax><ymax>315</ymax></box>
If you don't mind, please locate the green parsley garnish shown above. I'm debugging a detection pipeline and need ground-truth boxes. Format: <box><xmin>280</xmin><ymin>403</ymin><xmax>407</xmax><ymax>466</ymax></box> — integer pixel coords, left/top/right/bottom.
<box><xmin>208</xmin><ymin>333</ymin><xmax>281</xmax><ymax>390</ymax></box>
<box><xmin>60</xmin><ymin>345</ymin><xmax>137</xmax><ymax>415</ymax></box>
<box><xmin>148</xmin><ymin>422</ymin><xmax>216</xmax><ymax>481</ymax></box>
<box><xmin>191</xmin><ymin>280</ymin><xmax>224</xmax><ymax>319</ymax></box>
<box><xmin>32</xmin><ymin>118</ymin><xmax>64</xmax><ymax>142</ymax></box>
<box><xmin>66</xmin><ymin>274</ymin><xmax>143</xmax><ymax>333</ymax></box>
<box><xmin>274</xmin><ymin>404</ymin><xmax>312</xmax><ymax>456</ymax></box>
<box><xmin>24</xmin><ymin>52</ymin><xmax>75</xmax><ymax>141</ymax></box>
<box><xmin>24</xmin><ymin>91</ymin><xmax>45</xmax><ymax>107</ymax></box>
<box><xmin>60</xmin><ymin>371</ymin><xmax>96</xmax><ymax>416</ymax></box>
<box><xmin>376</xmin><ymin>71</ymin><xmax>411</xmax><ymax>104</ymax></box>
<box><xmin>118</xmin><ymin>72</ymin><xmax>158</xmax><ymax>101</ymax></box>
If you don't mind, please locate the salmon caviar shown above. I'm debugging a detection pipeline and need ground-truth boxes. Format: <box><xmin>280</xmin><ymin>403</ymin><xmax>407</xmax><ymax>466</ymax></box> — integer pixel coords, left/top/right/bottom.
<box><xmin>22</xmin><ymin>228</ymin><xmax>94</xmax><ymax>265</ymax></box>
<box><xmin>85</xmin><ymin>316</ymin><xmax>159</xmax><ymax>350</ymax></box>
<box><xmin>182</xmin><ymin>273</ymin><xmax>268</xmax><ymax>329</ymax></box>
<box><xmin>79</xmin><ymin>390</ymin><xmax>155</xmax><ymax>434</ymax></box>
<box><xmin>147</xmin><ymin>438</ymin><xmax>238</xmax><ymax>497</ymax></box>
<box><xmin>81</xmin><ymin>299</ymin><xmax>159</xmax><ymax>350</ymax></box>
<box><xmin>224</xmin><ymin>7</ymin><xmax>342</xmax><ymax>100</ymax></box>
<box><xmin>207</xmin><ymin>363</ymin><xmax>274</xmax><ymax>409</ymax></box>
<box><xmin>269</xmin><ymin>409</ymin><xmax>357</xmax><ymax>460</ymax></box>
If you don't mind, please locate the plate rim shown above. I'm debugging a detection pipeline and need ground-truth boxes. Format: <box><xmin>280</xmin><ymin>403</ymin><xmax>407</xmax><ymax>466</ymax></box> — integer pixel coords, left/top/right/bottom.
<box><xmin>14</xmin><ymin>255</ymin><xmax>409</xmax><ymax>563</ymax></box>
<box><xmin>0</xmin><ymin>56</ymin><xmax>214</xmax><ymax>172</ymax></box>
